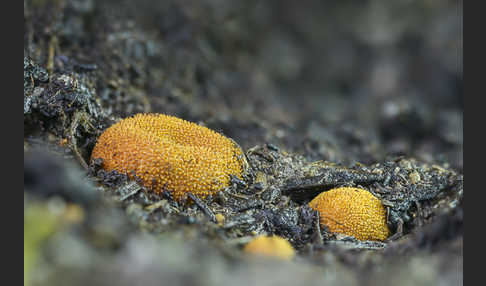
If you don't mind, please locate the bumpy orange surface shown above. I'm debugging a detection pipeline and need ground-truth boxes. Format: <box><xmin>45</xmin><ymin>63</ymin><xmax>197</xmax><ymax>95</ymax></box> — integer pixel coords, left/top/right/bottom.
<box><xmin>91</xmin><ymin>113</ymin><xmax>247</xmax><ymax>201</ymax></box>
<box><xmin>308</xmin><ymin>187</ymin><xmax>390</xmax><ymax>241</ymax></box>
<box><xmin>243</xmin><ymin>235</ymin><xmax>295</xmax><ymax>260</ymax></box>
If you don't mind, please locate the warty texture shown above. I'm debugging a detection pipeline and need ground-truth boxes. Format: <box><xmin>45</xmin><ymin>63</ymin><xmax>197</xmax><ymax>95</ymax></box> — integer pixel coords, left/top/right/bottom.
<box><xmin>91</xmin><ymin>113</ymin><xmax>247</xmax><ymax>201</ymax></box>
<box><xmin>308</xmin><ymin>187</ymin><xmax>390</xmax><ymax>241</ymax></box>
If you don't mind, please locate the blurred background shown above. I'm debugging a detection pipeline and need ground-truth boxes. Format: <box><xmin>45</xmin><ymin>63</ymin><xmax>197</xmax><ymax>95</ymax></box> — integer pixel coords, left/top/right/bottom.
<box><xmin>25</xmin><ymin>0</ymin><xmax>463</xmax><ymax>168</ymax></box>
<box><xmin>24</xmin><ymin>0</ymin><xmax>463</xmax><ymax>285</ymax></box>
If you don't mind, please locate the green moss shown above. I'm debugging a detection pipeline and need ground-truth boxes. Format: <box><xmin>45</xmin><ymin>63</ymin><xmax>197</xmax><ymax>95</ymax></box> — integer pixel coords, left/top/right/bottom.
<box><xmin>24</xmin><ymin>202</ymin><xmax>62</xmax><ymax>286</ymax></box>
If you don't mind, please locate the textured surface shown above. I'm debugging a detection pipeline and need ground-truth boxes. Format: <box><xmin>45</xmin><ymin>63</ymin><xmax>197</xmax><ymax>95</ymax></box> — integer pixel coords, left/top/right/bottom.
<box><xmin>244</xmin><ymin>235</ymin><xmax>295</xmax><ymax>260</ymax></box>
<box><xmin>309</xmin><ymin>187</ymin><xmax>390</xmax><ymax>241</ymax></box>
<box><xmin>91</xmin><ymin>113</ymin><xmax>246</xmax><ymax>200</ymax></box>
<box><xmin>24</xmin><ymin>0</ymin><xmax>462</xmax><ymax>285</ymax></box>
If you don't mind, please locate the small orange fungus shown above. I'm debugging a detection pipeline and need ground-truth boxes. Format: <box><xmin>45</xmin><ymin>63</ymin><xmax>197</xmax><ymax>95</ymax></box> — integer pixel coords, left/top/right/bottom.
<box><xmin>91</xmin><ymin>113</ymin><xmax>247</xmax><ymax>201</ymax></box>
<box><xmin>243</xmin><ymin>235</ymin><xmax>295</xmax><ymax>260</ymax></box>
<box><xmin>308</xmin><ymin>187</ymin><xmax>390</xmax><ymax>241</ymax></box>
